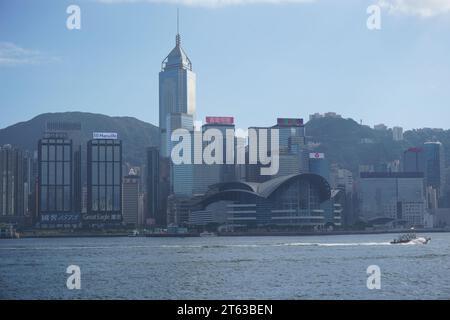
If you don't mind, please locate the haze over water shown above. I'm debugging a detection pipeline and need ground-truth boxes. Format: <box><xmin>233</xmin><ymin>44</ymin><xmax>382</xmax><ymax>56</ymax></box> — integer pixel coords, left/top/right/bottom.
<box><xmin>1</xmin><ymin>233</ymin><xmax>450</xmax><ymax>300</ymax></box>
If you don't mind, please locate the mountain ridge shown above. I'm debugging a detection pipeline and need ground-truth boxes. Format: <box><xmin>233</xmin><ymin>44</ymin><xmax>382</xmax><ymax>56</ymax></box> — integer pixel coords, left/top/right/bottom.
<box><xmin>1</xmin><ymin>112</ymin><xmax>449</xmax><ymax>171</ymax></box>
<box><xmin>0</xmin><ymin>112</ymin><xmax>159</xmax><ymax>166</ymax></box>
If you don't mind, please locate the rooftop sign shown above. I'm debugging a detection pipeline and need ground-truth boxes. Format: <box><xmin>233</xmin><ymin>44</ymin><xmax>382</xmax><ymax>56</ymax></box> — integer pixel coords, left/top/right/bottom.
<box><xmin>93</xmin><ymin>132</ymin><xmax>118</xmax><ymax>140</ymax></box>
<box><xmin>205</xmin><ymin>117</ymin><xmax>234</xmax><ymax>125</ymax></box>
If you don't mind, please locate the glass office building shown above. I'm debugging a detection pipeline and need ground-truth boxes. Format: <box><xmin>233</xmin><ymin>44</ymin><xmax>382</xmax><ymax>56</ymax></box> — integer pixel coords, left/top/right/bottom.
<box><xmin>193</xmin><ymin>118</ymin><xmax>236</xmax><ymax>194</ymax></box>
<box><xmin>86</xmin><ymin>138</ymin><xmax>122</xmax><ymax>225</ymax></box>
<box><xmin>146</xmin><ymin>147</ymin><xmax>161</xmax><ymax>225</ymax></box>
<box><xmin>424</xmin><ymin>142</ymin><xmax>445</xmax><ymax>193</ymax></box>
<box><xmin>309</xmin><ymin>153</ymin><xmax>330</xmax><ymax>182</ymax></box>
<box><xmin>167</xmin><ymin>113</ymin><xmax>194</xmax><ymax>196</ymax></box>
<box><xmin>359</xmin><ymin>172</ymin><xmax>426</xmax><ymax>226</ymax></box>
<box><xmin>38</xmin><ymin>135</ymin><xmax>80</xmax><ymax>228</ymax></box>
<box><xmin>0</xmin><ymin>145</ymin><xmax>25</xmax><ymax>224</ymax></box>
<box><xmin>159</xmin><ymin>33</ymin><xmax>196</xmax><ymax>157</ymax></box>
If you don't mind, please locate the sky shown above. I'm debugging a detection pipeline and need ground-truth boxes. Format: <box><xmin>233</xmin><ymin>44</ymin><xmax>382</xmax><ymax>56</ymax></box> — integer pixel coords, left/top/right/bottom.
<box><xmin>1</xmin><ymin>0</ymin><xmax>450</xmax><ymax>131</ymax></box>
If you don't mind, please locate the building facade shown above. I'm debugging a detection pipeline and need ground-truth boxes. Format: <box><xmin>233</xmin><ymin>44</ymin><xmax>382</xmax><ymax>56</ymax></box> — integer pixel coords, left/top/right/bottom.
<box><xmin>167</xmin><ymin>113</ymin><xmax>194</xmax><ymax>196</ymax></box>
<box><xmin>38</xmin><ymin>134</ymin><xmax>80</xmax><ymax>228</ymax></box>
<box><xmin>191</xmin><ymin>173</ymin><xmax>332</xmax><ymax>231</ymax></box>
<box><xmin>146</xmin><ymin>147</ymin><xmax>161</xmax><ymax>226</ymax></box>
<box><xmin>309</xmin><ymin>153</ymin><xmax>330</xmax><ymax>182</ymax></box>
<box><xmin>193</xmin><ymin>117</ymin><xmax>236</xmax><ymax>195</ymax></box>
<box><xmin>0</xmin><ymin>145</ymin><xmax>26</xmax><ymax>224</ymax></box>
<box><xmin>424</xmin><ymin>142</ymin><xmax>445</xmax><ymax>194</ymax></box>
<box><xmin>403</xmin><ymin>147</ymin><xmax>425</xmax><ymax>173</ymax></box>
<box><xmin>159</xmin><ymin>33</ymin><xmax>196</xmax><ymax>157</ymax></box>
<box><xmin>122</xmin><ymin>170</ymin><xmax>140</xmax><ymax>228</ymax></box>
<box><xmin>86</xmin><ymin>137</ymin><xmax>122</xmax><ymax>226</ymax></box>
<box><xmin>359</xmin><ymin>172</ymin><xmax>426</xmax><ymax>227</ymax></box>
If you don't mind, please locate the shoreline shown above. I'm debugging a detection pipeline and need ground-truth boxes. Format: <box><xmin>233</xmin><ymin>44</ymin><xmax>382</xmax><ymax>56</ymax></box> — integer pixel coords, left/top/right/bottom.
<box><xmin>5</xmin><ymin>228</ymin><xmax>449</xmax><ymax>239</ymax></box>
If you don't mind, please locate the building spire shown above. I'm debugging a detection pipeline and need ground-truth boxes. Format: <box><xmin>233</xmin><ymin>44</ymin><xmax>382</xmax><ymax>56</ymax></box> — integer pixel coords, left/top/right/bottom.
<box><xmin>176</xmin><ymin>8</ymin><xmax>181</xmax><ymax>47</ymax></box>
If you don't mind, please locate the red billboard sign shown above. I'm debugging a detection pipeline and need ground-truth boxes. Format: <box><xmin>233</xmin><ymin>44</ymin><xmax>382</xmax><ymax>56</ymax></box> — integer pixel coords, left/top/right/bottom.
<box><xmin>206</xmin><ymin>116</ymin><xmax>234</xmax><ymax>125</ymax></box>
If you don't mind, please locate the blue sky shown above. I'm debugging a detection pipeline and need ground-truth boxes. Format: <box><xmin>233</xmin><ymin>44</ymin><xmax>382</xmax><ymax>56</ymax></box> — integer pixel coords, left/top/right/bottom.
<box><xmin>1</xmin><ymin>0</ymin><xmax>450</xmax><ymax>131</ymax></box>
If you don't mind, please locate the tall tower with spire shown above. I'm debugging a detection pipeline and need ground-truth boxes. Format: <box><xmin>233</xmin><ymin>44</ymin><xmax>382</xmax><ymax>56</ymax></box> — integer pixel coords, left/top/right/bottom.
<box><xmin>159</xmin><ymin>11</ymin><xmax>196</xmax><ymax>157</ymax></box>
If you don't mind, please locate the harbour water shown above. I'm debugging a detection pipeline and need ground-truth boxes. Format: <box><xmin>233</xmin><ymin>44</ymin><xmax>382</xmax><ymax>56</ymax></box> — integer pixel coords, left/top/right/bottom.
<box><xmin>1</xmin><ymin>233</ymin><xmax>449</xmax><ymax>300</ymax></box>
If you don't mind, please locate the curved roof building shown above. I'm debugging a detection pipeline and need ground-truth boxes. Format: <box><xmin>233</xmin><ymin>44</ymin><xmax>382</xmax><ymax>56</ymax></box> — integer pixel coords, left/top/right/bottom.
<box><xmin>190</xmin><ymin>173</ymin><xmax>332</xmax><ymax>230</ymax></box>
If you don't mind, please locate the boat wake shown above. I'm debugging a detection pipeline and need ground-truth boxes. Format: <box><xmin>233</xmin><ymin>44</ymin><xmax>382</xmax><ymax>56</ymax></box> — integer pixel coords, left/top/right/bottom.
<box><xmin>0</xmin><ymin>239</ymin><xmax>429</xmax><ymax>251</ymax></box>
<box><xmin>277</xmin><ymin>242</ymin><xmax>392</xmax><ymax>247</ymax></box>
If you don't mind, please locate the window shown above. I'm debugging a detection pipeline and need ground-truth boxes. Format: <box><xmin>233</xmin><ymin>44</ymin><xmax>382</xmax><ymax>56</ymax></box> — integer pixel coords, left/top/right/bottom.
<box><xmin>56</xmin><ymin>146</ymin><xmax>63</xmax><ymax>161</ymax></box>
<box><xmin>41</xmin><ymin>163</ymin><xmax>48</xmax><ymax>185</ymax></box>
<box><xmin>64</xmin><ymin>186</ymin><xmax>71</xmax><ymax>211</ymax></box>
<box><xmin>41</xmin><ymin>145</ymin><xmax>48</xmax><ymax>161</ymax></box>
<box><xmin>114</xmin><ymin>145</ymin><xmax>120</xmax><ymax>162</ymax></box>
<box><xmin>99</xmin><ymin>146</ymin><xmax>105</xmax><ymax>162</ymax></box>
<box><xmin>64</xmin><ymin>145</ymin><xmax>71</xmax><ymax>161</ymax></box>
<box><xmin>56</xmin><ymin>186</ymin><xmax>63</xmax><ymax>211</ymax></box>
<box><xmin>56</xmin><ymin>162</ymin><xmax>63</xmax><ymax>185</ymax></box>
<box><xmin>113</xmin><ymin>187</ymin><xmax>120</xmax><ymax>211</ymax></box>
<box><xmin>64</xmin><ymin>163</ymin><xmax>70</xmax><ymax>185</ymax></box>
<box><xmin>92</xmin><ymin>186</ymin><xmax>98</xmax><ymax>211</ymax></box>
<box><xmin>99</xmin><ymin>162</ymin><xmax>105</xmax><ymax>185</ymax></box>
<box><xmin>107</xmin><ymin>162</ymin><xmax>113</xmax><ymax>185</ymax></box>
<box><xmin>40</xmin><ymin>187</ymin><xmax>47</xmax><ymax>211</ymax></box>
<box><xmin>48</xmin><ymin>186</ymin><xmax>56</xmax><ymax>211</ymax></box>
<box><xmin>49</xmin><ymin>145</ymin><xmax>55</xmax><ymax>161</ymax></box>
<box><xmin>114</xmin><ymin>162</ymin><xmax>120</xmax><ymax>185</ymax></box>
<box><xmin>107</xmin><ymin>186</ymin><xmax>113</xmax><ymax>211</ymax></box>
<box><xmin>99</xmin><ymin>186</ymin><xmax>106</xmax><ymax>211</ymax></box>
<box><xmin>106</xmin><ymin>146</ymin><xmax>113</xmax><ymax>161</ymax></box>
<box><xmin>49</xmin><ymin>162</ymin><xmax>55</xmax><ymax>185</ymax></box>
<box><xmin>92</xmin><ymin>145</ymin><xmax>98</xmax><ymax>162</ymax></box>
<box><xmin>92</xmin><ymin>163</ymin><xmax>98</xmax><ymax>185</ymax></box>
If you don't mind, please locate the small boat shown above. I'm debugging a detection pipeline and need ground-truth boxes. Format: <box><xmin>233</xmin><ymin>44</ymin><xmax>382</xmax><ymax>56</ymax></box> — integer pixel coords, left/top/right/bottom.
<box><xmin>390</xmin><ymin>232</ymin><xmax>431</xmax><ymax>245</ymax></box>
<box><xmin>199</xmin><ymin>231</ymin><xmax>217</xmax><ymax>237</ymax></box>
<box><xmin>128</xmin><ymin>230</ymin><xmax>140</xmax><ymax>237</ymax></box>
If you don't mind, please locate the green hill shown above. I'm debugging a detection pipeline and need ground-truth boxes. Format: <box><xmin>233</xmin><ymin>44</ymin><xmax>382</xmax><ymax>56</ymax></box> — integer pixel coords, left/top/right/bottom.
<box><xmin>0</xmin><ymin>112</ymin><xmax>159</xmax><ymax>166</ymax></box>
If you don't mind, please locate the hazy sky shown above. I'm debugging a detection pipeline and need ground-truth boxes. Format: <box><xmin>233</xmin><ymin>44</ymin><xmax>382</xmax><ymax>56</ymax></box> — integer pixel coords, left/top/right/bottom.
<box><xmin>1</xmin><ymin>0</ymin><xmax>450</xmax><ymax>131</ymax></box>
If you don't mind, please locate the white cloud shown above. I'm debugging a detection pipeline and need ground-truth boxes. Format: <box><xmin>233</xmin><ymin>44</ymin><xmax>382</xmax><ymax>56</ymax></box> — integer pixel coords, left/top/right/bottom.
<box><xmin>0</xmin><ymin>42</ymin><xmax>59</xmax><ymax>67</ymax></box>
<box><xmin>378</xmin><ymin>0</ymin><xmax>450</xmax><ymax>18</ymax></box>
<box><xmin>97</xmin><ymin>0</ymin><xmax>315</xmax><ymax>8</ymax></box>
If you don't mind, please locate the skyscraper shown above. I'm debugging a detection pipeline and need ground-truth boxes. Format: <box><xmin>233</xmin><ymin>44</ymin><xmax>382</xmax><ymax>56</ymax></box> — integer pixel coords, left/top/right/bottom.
<box><xmin>393</xmin><ymin>127</ymin><xmax>404</xmax><ymax>141</ymax></box>
<box><xmin>73</xmin><ymin>146</ymin><xmax>82</xmax><ymax>214</ymax></box>
<box><xmin>403</xmin><ymin>147</ymin><xmax>425</xmax><ymax>173</ymax></box>
<box><xmin>38</xmin><ymin>133</ymin><xmax>80</xmax><ymax>228</ymax></box>
<box><xmin>0</xmin><ymin>145</ymin><xmax>25</xmax><ymax>225</ymax></box>
<box><xmin>359</xmin><ymin>172</ymin><xmax>426</xmax><ymax>227</ymax></box>
<box><xmin>193</xmin><ymin>117</ymin><xmax>236</xmax><ymax>194</ymax></box>
<box><xmin>167</xmin><ymin>113</ymin><xmax>194</xmax><ymax>196</ymax></box>
<box><xmin>86</xmin><ymin>134</ymin><xmax>122</xmax><ymax>226</ymax></box>
<box><xmin>424</xmin><ymin>142</ymin><xmax>445</xmax><ymax>194</ymax></box>
<box><xmin>309</xmin><ymin>153</ymin><xmax>330</xmax><ymax>182</ymax></box>
<box><xmin>159</xmin><ymin>29</ymin><xmax>196</xmax><ymax>157</ymax></box>
<box><xmin>146</xmin><ymin>147</ymin><xmax>160</xmax><ymax>226</ymax></box>
<box><xmin>122</xmin><ymin>169</ymin><xmax>140</xmax><ymax>228</ymax></box>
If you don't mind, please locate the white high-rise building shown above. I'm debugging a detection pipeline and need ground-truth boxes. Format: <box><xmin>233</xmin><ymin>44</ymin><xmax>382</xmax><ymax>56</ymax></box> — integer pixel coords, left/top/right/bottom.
<box><xmin>393</xmin><ymin>126</ymin><xmax>404</xmax><ymax>141</ymax></box>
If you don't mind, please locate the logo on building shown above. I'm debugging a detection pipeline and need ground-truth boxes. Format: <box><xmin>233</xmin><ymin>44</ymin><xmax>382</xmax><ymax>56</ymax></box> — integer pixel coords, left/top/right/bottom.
<box><xmin>310</xmin><ymin>153</ymin><xmax>325</xmax><ymax>159</ymax></box>
<box><xmin>93</xmin><ymin>132</ymin><xmax>118</xmax><ymax>140</ymax></box>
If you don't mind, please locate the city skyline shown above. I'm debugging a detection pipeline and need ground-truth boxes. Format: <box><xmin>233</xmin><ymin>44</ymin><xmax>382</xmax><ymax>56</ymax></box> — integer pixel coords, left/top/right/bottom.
<box><xmin>2</xmin><ymin>0</ymin><xmax>450</xmax><ymax>131</ymax></box>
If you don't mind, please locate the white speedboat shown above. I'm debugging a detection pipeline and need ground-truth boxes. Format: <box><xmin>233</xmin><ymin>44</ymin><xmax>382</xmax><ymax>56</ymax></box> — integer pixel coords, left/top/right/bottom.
<box><xmin>128</xmin><ymin>230</ymin><xmax>140</xmax><ymax>237</ymax></box>
<box><xmin>390</xmin><ymin>232</ymin><xmax>431</xmax><ymax>245</ymax></box>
